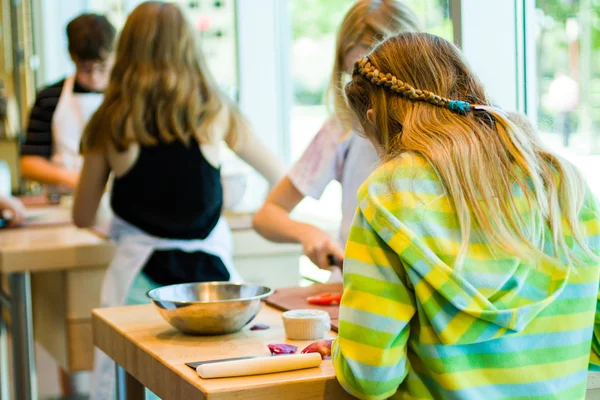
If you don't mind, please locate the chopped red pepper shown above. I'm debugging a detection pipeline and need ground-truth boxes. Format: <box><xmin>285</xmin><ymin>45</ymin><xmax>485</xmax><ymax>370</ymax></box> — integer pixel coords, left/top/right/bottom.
<box><xmin>267</xmin><ymin>344</ymin><xmax>297</xmax><ymax>355</ymax></box>
<box><xmin>306</xmin><ymin>292</ymin><xmax>342</xmax><ymax>306</ymax></box>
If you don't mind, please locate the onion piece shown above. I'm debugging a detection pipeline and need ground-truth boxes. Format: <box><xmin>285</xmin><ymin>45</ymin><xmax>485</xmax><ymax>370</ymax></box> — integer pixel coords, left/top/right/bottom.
<box><xmin>267</xmin><ymin>343</ymin><xmax>298</xmax><ymax>355</ymax></box>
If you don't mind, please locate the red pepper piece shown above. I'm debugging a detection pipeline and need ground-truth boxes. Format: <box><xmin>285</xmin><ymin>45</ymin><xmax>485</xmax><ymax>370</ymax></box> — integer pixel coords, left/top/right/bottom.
<box><xmin>306</xmin><ymin>292</ymin><xmax>343</xmax><ymax>306</ymax></box>
<box><xmin>267</xmin><ymin>344</ymin><xmax>298</xmax><ymax>355</ymax></box>
<box><xmin>301</xmin><ymin>340</ymin><xmax>333</xmax><ymax>359</ymax></box>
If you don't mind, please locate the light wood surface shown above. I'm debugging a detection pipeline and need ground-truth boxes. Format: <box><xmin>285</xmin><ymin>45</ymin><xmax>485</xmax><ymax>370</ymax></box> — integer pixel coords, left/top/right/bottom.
<box><xmin>32</xmin><ymin>267</ymin><xmax>107</xmax><ymax>371</ymax></box>
<box><xmin>67</xmin><ymin>321</ymin><xmax>94</xmax><ymax>371</ymax></box>
<box><xmin>0</xmin><ymin>205</ymin><xmax>113</xmax><ymax>371</ymax></box>
<box><xmin>1</xmin><ymin>205</ymin><xmax>301</xmax><ymax>375</ymax></box>
<box><xmin>0</xmin><ymin>224</ymin><xmax>114</xmax><ymax>273</ymax></box>
<box><xmin>32</xmin><ymin>270</ymin><xmax>68</xmax><ymax>368</ymax></box>
<box><xmin>66</xmin><ymin>266</ymin><xmax>107</xmax><ymax>319</ymax></box>
<box><xmin>93</xmin><ymin>304</ymin><xmax>353</xmax><ymax>400</ymax></box>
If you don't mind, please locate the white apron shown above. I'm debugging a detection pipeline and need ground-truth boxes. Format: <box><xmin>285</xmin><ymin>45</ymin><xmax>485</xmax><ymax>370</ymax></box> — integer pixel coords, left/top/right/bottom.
<box><xmin>90</xmin><ymin>215</ymin><xmax>242</xmax><ymax>400</ymax></box>
<box><xmin>51</xmin><ymin>74</ymin><xmax>103</xmax><ymax>172</ymax></box>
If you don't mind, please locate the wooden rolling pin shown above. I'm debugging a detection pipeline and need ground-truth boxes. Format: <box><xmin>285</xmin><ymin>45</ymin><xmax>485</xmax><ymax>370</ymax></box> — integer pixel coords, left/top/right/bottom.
<box><xmin>196</xmin><ymin>353</ymin><xmax>322</xmax><ymax>379</ymax></box>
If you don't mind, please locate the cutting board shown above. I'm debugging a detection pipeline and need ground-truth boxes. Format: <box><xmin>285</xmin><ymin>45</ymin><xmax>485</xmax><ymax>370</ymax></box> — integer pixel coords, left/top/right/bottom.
<box><xmin>266</xmin><ymin>283</ymin><xmax>343</xmax><ymax>332</ymax></box>
<box><xmin>19</xmin><ymin>195</ymin><xmax>56</xmax><ymax>207</ymax></box>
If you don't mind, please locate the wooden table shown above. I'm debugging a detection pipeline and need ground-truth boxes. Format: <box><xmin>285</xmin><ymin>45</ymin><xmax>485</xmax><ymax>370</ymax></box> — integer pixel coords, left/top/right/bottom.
<box><xmin>93</xmin><ymin>304</ymin><xmax>353</xmax><ymax>400</ymax></box>
<box><xmin>0</xmin><ymin>202</ymin><xmax>306</xmax><ymax>399</ymax></box>
<box><xmin>0</xmin><ymin>219</ymin><xmax>114</xmax><ymax>400</ymax></box>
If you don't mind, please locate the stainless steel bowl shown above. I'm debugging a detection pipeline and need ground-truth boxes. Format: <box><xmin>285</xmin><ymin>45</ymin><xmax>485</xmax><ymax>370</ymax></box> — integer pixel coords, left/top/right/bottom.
<box><xmin>147</xmin><ymin>282</ymin><xmax>273</xmax><ymax>335</ymax></box>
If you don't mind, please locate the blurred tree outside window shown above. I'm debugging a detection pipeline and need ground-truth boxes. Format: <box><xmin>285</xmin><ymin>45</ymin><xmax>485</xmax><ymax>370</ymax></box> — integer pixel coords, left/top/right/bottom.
<box><xmin>534</xmin><ymin>0</ymin><xmax>600</xmax><ymax>194</ymax></box>
<box><xmin>289</xmin><ymin>0</ymin><xmax>452</xmax><ymax>157</ymax></box>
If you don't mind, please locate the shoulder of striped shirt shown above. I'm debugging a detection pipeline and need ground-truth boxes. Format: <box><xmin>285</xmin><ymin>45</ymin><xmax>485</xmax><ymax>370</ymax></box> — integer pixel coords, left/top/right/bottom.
<box><xmin>33</xmin><ymin>76</ymin><xmax>93</xmax><ymax>102</ymax></box>
<box><xmin>358</xmin><ymin>152</ymin><xmax>433</xmax><ymax>191</ymax></box>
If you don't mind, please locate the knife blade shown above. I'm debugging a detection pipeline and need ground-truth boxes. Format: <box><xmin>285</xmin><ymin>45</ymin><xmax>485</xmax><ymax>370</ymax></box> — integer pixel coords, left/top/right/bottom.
<box><xmin>185</xmin><ymin>354</ymin><xmax>276</xmax><ymax>369</ymax></box>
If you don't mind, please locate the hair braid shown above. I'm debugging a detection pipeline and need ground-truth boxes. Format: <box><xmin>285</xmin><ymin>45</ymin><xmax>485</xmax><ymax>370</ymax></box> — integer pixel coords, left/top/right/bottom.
<box><xmin>355</xmin><ymin>57</ymin><xmax>471</xmax><ymax>114</ymax></box>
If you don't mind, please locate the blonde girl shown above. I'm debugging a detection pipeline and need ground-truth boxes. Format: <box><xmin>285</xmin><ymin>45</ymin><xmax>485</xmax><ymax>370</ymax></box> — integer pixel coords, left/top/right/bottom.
<box><xmin>253</xmin><ymin>0</ymin><xmax>421</xmax><ymax>271</ymax></box>
<box><xmin>72</xmin><ymin>2</ymin><xmax>284</xmax><ymax>398</ymax></box>
<box><xmin>332</xmin><ymin>32</ymin><xmax>600</xmax><ymax>399</ymax></box>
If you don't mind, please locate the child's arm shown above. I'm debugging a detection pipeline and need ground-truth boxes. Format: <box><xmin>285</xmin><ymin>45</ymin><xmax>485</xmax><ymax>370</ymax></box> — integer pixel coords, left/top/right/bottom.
<box><xmin>253</xmin><ymin>176</ymin><xmax>344</xmax><ymax>269</ymax></box>
<box><xmin>224</xmin><ymin>111</ymin><xmax>285</xmax><ymax>187</ymax></box>
<box><xmin>332</xmin><ymin>208</ymin><xmax>415</xmax><ymax>400</ymax></box>
<box><xmin>72</xmin><ymin>152</ymin><xmax>110</xmax><ymax>228</ymax></box>
<box><xmin>20</xmin><ymin>156</ymin><xmax>80</xmax><ymax>189</ymax></box>
<box><xmin>251</xmin><ymin>116</ymin><xmax>347</xmax><ymax>269</ymax></box>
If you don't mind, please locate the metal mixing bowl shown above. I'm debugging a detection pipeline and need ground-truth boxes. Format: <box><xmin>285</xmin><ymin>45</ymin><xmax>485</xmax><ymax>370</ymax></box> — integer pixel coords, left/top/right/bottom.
<box><xmin>147</xmin><ymin>282</ymin><xmax>273</xmax><ymax>335</ymax></box>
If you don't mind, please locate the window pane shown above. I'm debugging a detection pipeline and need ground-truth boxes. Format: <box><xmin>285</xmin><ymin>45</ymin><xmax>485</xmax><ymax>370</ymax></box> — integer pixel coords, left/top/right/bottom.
<box><xmin>290</xmin><ymin>0</ymin><xmax>453</xmax><ymax>162</ymax></box>
<box><xmin>86</xmin><ymin>0</ymin><xmax>238</xmax><ymax>99</ymax></box>
<box><xmin>289</xmin><ymin>0</ymin><xmax>453</xmax><ymax>221</ymax></box>
<box><xmin>534</xmin><ymin>0</ymin><xmax>600</xmax><ymax>194</ymax></box>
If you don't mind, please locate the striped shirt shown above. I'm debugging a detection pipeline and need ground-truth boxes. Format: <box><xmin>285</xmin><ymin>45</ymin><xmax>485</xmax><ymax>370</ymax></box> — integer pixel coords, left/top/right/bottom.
<box><xmin>332</xmin><ymin>153</ymin><xmax>600</xmax><ymax>399</ymax></box>
<box><xmin>21</xmin><ymin>78</ymin><xmax>93</xmax><ymax>158</ymax></box>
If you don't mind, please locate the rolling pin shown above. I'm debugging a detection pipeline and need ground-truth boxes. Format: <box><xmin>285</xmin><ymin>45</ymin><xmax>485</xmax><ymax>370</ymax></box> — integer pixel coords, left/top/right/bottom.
<box><xmin>196</xmin><ymin>353</ymin><xmax>322</xmax><ymax>379</ymax></box>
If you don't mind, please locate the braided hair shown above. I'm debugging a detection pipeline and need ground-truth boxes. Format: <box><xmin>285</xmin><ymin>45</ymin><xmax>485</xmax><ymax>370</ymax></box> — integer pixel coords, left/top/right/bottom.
<box><xmin>355</xmin><ymin>57</ymin><xmax>471</xmax><ymax>115</ymax></box>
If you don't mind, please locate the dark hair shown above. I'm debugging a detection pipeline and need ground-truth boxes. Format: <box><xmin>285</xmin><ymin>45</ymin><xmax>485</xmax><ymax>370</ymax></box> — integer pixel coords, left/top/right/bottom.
<box><xmin>66</xmin><ymin>14</ymin><xmax>116</xmax><ymax>61</ymax></box>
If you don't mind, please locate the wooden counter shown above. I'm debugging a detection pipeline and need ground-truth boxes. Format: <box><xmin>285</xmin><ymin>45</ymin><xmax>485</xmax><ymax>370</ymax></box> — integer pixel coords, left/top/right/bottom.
<box><xmin>0</xmin><ymin>224</ymin><xmax>113</xmax><ymax>273</ymax></box>
<box><xmin>0</xmin><ymin>205</ymin><xmax>303</xmax><ymax>373</ymax></box>
<box><xmin>0</xmin><ymin>222</ymin><xmax>115</xmax><ymax>373</ymax></box>
<box><xmin>93</xmin><ymin>304</ymin><xmax>353</xmax><ymax>400</ymax></box>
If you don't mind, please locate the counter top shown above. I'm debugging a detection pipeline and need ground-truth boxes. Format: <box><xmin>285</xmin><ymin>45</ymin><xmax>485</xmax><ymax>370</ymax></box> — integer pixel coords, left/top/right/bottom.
<box><xmin>92</xmin><ymin>304</ymin><xmax>353</xmax><ymax>400</ymax></box>
<box><xmin>0</xmin><ymin>205</ymin><xmax>254</xmax><ymax>275</ymax></box>
<box><xmin>0</xmin><ymin>224</ymin><xmax>114</xmax><ymax>273</ymax></box>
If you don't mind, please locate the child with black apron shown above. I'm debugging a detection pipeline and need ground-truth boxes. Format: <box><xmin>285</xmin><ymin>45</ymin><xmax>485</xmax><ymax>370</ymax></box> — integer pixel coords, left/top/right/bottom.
<box><xmin>72</xmin><ymin>3</ymin><xmax>285</xmax><ymax>399</ymax></box>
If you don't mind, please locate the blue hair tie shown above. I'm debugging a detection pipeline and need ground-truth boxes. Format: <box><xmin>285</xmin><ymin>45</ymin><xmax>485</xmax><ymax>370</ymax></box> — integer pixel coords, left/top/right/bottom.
<box><xmin>448</xmin><ymin>100</ymin><xmax>471</xmax><ymax>115</ymax></box>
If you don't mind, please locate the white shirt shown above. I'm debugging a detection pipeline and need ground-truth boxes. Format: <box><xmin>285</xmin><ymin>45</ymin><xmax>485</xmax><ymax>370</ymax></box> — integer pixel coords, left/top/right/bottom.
<box><xmin>288</xmin><ymin>117</ymin><xmax>380</xmax><ymax>245</ymax></box>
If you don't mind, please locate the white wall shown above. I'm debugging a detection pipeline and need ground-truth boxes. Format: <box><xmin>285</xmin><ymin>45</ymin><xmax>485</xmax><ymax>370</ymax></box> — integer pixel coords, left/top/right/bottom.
<box><xmin>452</xmin><ymin>0</ymin><xmax>520</xmax><ymax>111</ymax></box>
<box><xmin>36</xmin><ymin>0</ymin><xmax>88</xmax><ymax>86</ymax></box>
<box><xmin>236</xmin><ymin>0</ymin><xmax>291</xmax><ymax>159</ymax></box>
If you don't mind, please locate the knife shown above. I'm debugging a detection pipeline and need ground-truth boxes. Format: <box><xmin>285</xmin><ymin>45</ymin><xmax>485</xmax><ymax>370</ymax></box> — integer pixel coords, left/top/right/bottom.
<box><xmin>186</xmin><ymin>354</ymin><xmax>274</xmax><ymax>369</ymax></box>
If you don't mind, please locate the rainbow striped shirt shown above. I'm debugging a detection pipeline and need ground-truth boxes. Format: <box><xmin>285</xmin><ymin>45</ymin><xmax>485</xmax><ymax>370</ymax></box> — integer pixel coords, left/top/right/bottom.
<box><xmin>332</xmin><ymin>153</ymin><xmax>600</xmax><ymax>399</ymax></box>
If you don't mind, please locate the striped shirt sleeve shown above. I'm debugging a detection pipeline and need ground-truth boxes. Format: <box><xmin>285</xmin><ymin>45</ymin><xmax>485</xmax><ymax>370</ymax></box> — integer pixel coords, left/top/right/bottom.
<box><xmin>585</xmin><ymin>191</ymin><xmax>600</xmax><ymax>371</ymax></box>
<box><xmin>590</xmin><ymin>288</ymin><xmax>600</xmax><ymax>371</ymax></box>
<box><xmin>332</xmin><ymin>206</ymin><xmax>416</xmax><ymax>399</ymax></box>
<box><xmin>21</xmin><ymin>79</ymin><xmax>66</xmax><ymax>158</ymax></box>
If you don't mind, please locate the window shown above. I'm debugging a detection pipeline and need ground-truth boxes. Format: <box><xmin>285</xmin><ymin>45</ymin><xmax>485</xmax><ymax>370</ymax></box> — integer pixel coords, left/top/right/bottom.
<box><xmin>288</xmin><ymin>0</ymin><xmax>354</xmax><ymax>223</ymax></box>
<box><xmin>290</xmin><ymin>0</ymin><xmax>453</xmax><ymax>162</ymax></box>
<box><xmin>533</xmin><ymin>0</ymin><xmax>600</xmax><ymax>195</ymax></box>
<box><xmin>289</xmin><ymin>0</ymin><xmax>453</xmax><ymax>224</ymax></box>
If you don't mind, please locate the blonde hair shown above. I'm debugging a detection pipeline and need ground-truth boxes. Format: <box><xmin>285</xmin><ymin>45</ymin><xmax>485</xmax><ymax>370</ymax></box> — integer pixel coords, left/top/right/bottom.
<box><xmin>328</xmin><ymin>0</ymin><xmax>421</xmax><ymax>123</ymax></box>
<box><xmin>345</xmin><ymin>32</ymin><xmax>596</xmax><ymax>269</ymax></box>
<box><xmin>82</xmin><ymin>1</ymin><xmax>241</xmax><ymax>152</ymax></box>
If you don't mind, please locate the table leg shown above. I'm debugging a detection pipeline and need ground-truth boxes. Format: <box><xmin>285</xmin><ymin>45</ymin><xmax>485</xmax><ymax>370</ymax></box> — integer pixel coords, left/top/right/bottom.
<box><xmin>116</xmin><ymin>365</ymin><xmax>144</xmax><ymax>400</ymax></box>
<box><xmin>0</xmin><ymin>289</ymin><xmax>9</xmax><ymax>400</ymax></box>
<box><xmin>9</xmin><ymin>272</ymin><xmax>37</xmax><ymax>400</ymax></box>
